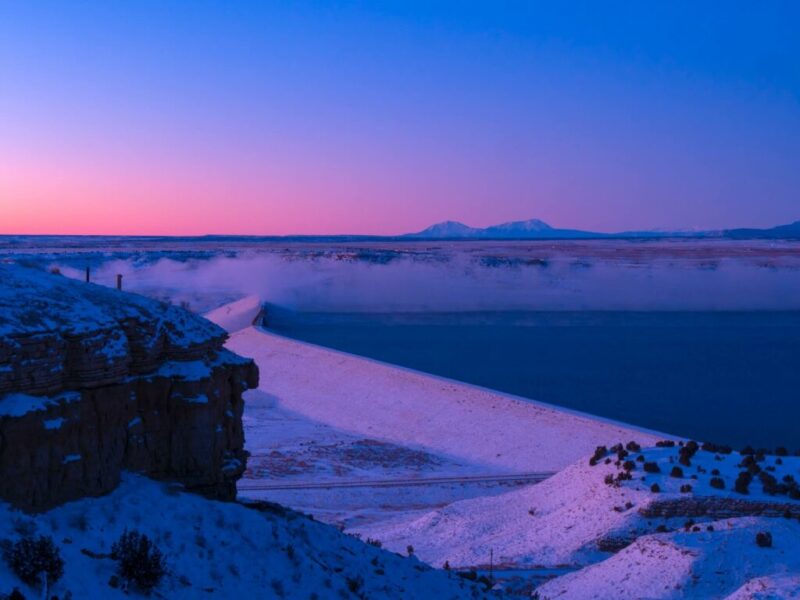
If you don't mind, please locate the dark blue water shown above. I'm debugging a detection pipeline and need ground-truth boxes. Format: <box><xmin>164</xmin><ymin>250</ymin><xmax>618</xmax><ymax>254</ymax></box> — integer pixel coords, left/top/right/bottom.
<box><xmin>268</xmin><ymin>311</ymin><xmax>800</xmax><ymax>449</ymax></box>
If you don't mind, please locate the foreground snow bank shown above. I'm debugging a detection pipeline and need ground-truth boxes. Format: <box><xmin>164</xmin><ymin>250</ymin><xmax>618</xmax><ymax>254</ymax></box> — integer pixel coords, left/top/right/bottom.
<box><xmin>0</xmin><ymin>475</ymin><xmax>485</xmax><ymax>599</ymax></box>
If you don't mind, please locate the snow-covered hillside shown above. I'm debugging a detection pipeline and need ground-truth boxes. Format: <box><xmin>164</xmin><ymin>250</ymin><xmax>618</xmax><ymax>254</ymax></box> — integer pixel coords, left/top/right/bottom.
<box><xmin>357</xmin><ymin>443</ymin><xmax>800</xmax><ymax>598</ymax></box>
<box><xmin>0</xmin><ymin>475</ymin><xmax>487</xmax><ymax>599</ymax></box>
<box><xmin>357</xmin><ymin>442</ymin><xmax>800</xmax><ymax>563</ymax></box>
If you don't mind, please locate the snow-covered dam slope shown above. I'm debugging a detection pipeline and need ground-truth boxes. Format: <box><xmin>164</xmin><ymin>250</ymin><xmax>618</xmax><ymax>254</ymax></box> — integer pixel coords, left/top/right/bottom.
<box><xmin>223</xmin><ymin>325</ymin><xmax>664</xmax><ymax>475</ymax></box>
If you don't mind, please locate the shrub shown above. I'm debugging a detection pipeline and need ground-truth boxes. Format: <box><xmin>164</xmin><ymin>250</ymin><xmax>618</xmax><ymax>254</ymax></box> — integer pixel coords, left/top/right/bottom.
<box><xmin>670</xmin><ymin>466</ymin><xmax>684</xmax><ymax>478</ymax></box>
<box><xmin>709</xmin><ymin>477</ymin><xmax>725</xmax><ymax>490</ymax></box>
<box><xmin>655</xmin><ymin>440</ymin><xmax>675</xmax><ymax>448</ymax></box>
<box><xmin>755</xmin><ymin>532</ymin><xmax>772</xmax><ymax>548</ymax></box>
<box><xmin>346</xmin><ymin>575</ymin><xmax>364</xmax><ymax>594</ymax></box>
<box><xmin>735</xmin><ymin>471</ymin><xmax>753</xmax><ymax>494</ymax></box>
<box><xmin>643</xmin><ymin>462</ymin><xmax>661</xmax><ymax>474</ymax></box>
<box><xmin>776</xmin><ymin>447</ymin><xmax>788</xmax><ymax>456</ymax></box>
<box><xmin>678</xmin><ymin>447</ymin><xmax>696</xmax><ymax>467</ymax></box>
<box><xmin>623</xmin><ymin>460</ymin><xmax>636</xmax><ymax>472</ymax></box>
<box><xmin>3</xmin><ymin>535</ymin><xmax>64</xmax><ymax>589</ymax></box>
<box><xmin>589</xmin><ymin>446</ymin><xmax>608</xmax><ymax>466</ymax></box>
<box><xmin>680</xmin><ymin>484</ymin><xmax>693</xmax><ymax>493</ymax></box>
<box><xmin>111</xmin><ymin>530</ymin><xmax>167</xmax><ymax>592</ymax></box>
<box><xmin>759</xmin><ymin>472</ymin><xmax>780</xmax><ymax>495</ymax></box>
<box><xmin>650</xmin><ymin>483</ymin><xmax>661</xmax><ymax>493</ymax></box>
<box><xmin>702</xmin><ymin>442</ymin><xmax>731</xmax><ymax>454</ymax></box>
<box><xmin>625</xmin><ymin>441</ymin><xmax>641</xmax><ymax>453</ymax></box>
<box><xmin>741</xmin><ymin>446</ymin><xmax>755</xmax><ymax>455</ymax></box>
<box><xmin>739</xmin><ymin>455</ymin><xmax>761</xmax><ymax>475</ymax></box>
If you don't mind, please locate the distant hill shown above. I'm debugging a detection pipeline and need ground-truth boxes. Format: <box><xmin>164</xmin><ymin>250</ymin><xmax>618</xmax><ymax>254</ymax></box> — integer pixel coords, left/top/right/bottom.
<box><xmin>725</xmin><ymin>220</ymin><xmax>800</xmax><ymax>239</ymax></box>
<box><xmin>406</xmin><ymin>219</ymin><xmax>603</xmax><ymax>239</ymax></box>
<box><xmin>405</xmin><ymin>219</ymin><xmax>800</xmax><ymax>240</ymax></box>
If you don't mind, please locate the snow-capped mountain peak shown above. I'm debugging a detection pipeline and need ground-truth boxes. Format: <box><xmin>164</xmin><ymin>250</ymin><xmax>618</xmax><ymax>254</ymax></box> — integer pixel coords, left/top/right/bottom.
<box><xmin>486</xmin><ymin>218</ymin><xmax>553</xmax><ymax>233</ymax></box>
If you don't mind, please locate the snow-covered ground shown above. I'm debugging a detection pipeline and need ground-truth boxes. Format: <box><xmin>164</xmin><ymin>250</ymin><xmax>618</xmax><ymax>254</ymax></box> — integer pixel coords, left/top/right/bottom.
<box><xmin>0</xmin><ymin>475</ymin><xmax>486</xmax><ymax>599</ymax></box>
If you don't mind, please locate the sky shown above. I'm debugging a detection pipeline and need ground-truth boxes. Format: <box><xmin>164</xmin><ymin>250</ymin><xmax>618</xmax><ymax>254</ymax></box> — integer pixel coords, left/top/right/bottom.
<box><xmin>1</xmin><ymin>1</ymin><xmax>799</xmax><ymax>236</ymax></box>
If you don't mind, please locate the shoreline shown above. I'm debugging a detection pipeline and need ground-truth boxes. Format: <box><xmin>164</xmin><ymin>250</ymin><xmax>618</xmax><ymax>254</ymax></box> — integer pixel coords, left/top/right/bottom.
<box><xmin>257</xmin><ymin>326</ymin><xmax>674</xmax><ymax>443</ymax></box>
<box><xmin>223</xmin><ymin>324</ymin><xmax>668</xmax><ymax>475</ymax></box>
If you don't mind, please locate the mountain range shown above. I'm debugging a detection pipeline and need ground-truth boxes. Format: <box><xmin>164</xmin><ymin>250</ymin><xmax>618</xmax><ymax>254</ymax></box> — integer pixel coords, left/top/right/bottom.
<box><xmin>405</xmin><ymin>219</ymin><xmax>800</xmax><ymax>240</ymax></box>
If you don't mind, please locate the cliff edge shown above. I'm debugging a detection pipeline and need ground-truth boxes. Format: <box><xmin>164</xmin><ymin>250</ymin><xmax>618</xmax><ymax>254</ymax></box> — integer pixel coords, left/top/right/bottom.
<box><xmin>0</xmin><ymin>264</ymin><xmax>259</xmax><ymax>511</ymax></box>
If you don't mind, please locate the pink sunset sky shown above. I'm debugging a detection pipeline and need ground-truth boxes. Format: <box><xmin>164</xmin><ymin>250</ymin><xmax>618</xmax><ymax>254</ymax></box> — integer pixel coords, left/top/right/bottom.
<box><xmin>1</xmin><ymin>2</ymin><xmax>798</xmax><ymax>236</ymax></box>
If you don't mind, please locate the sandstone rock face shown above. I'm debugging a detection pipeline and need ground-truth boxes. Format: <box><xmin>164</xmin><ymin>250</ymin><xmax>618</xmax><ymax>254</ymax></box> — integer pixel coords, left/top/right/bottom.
<box><xmin>0</xmin><ymin>265</ymin><xmax>258</xmax><ymax>511</ymax></box>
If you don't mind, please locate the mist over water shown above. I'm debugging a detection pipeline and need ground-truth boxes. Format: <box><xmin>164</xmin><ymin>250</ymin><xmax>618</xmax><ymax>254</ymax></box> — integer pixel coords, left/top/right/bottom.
<box><xmin>50</xmin><ymin>245</ymin><xmax>800</xmax><ymax>446</ymax></box>
<box><xmin>57</xmin><ymin>252</ymin><xmax>800</xmax><ymax>313</ymax></box>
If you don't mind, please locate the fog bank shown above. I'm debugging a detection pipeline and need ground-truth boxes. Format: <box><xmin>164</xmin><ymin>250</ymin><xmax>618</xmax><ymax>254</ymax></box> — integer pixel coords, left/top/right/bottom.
<box><xmin>56</xmin><ymin>251</ymin><xmax>800</xmax><ymax>313</ymax></box>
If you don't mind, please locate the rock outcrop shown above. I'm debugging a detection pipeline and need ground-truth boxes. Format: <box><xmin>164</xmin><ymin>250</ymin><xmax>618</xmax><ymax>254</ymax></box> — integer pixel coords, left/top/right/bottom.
<box><xmin>640</xmin><ymin>496</ymin><xmax>800</xmax><ymax>519</ymax></box>
<box><xmin>0</xmin><ymin>264</ymin><xmax>258</xmax><ymax>511</ymax></box>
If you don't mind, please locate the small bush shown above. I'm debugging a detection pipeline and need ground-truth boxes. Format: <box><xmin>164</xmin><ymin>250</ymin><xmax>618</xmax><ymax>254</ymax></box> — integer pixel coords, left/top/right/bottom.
<box><xmin>111</xmin><ymin>530</ymin><xmax>167</xmax><ymax>592</ymax></box>
<box><xmin>643</xmin><ymin>462</ymin><xmax>661</xmax><ymax>474</ymax></box>
<box><xmin>759</xmin><ymin>471</ymin><xmax>780</xmax><ymax>495</ymax></box>
<box><xmin>3</xmin><ymin>535</ymin><xmax>64</xmax><ymax>588</ymax></box>
<box><xmin>623</xmin><ymin>460</ymin><xmax>636</xmax><ymax>472</ymax></box>
<box><xmin>735</xmin><ymin>471</ymin><xmax>753</xmax><ymax>494</ymax></box>
<box><xmin>650</xmin><ymin>483</ymin><xmax>661</xmax><ymax>493</ymax></box>
<box><xmin>755</xmin><ymin>532</ymin><xmax>772</xmax><ymax>548</ymax></box>
<box><xmin>589</xmin><ymin>446</ymin><xmax>608</xmax><ymax>466</ymax></box>
<box><xmin>680</xmin><ymin>484</ymin><xmax>693</xmax><ymax>493</ymax></box>
<box><xmin>625</xmin><ymin>441</ymin><xmax>641</xmax><ymax>453</ymax></box>
<box><xmin>670</xmin><ymin>466</ymin><xmax>684</xmax><ymax>478</ymax></box>
<box><xmin>709</xmin><ymin>477</ymin><xmax>725</xmax><ymax>490</ymax></box>
<box><xmin>346</xmin><ymin>575</ymin><xmax>364</xmax><ymax>594</ymax></box>
<box><xmin>655</xmin><ymin>440</ymin><xmax>675</xmax><ymax>448</ymax></box>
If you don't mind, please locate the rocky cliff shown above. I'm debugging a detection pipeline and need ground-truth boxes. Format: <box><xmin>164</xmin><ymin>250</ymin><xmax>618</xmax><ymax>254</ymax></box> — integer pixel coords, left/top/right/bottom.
<box><xmin>0</xmin><ymin>264</ymin><xmax>258</xmax><ymax>511</ymax></box>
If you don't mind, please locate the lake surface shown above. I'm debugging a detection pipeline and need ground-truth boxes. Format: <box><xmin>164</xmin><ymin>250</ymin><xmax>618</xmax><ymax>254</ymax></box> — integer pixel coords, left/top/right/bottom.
<box><xmin>268</xmin><ymin>311</ymin><xmax>800</xmax><ymax>449</ymax></box>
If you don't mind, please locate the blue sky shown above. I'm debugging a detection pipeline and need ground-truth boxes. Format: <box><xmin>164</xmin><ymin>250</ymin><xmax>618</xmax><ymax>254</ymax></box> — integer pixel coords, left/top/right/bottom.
<box><xmin>1</xmin><ymin>1</ymin><xmax>798</xmax><ymax>234</ymax></box>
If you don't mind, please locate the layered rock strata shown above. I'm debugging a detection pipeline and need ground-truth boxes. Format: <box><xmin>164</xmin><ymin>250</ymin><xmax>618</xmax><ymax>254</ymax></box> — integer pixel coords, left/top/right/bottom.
<box><xmin>0</xmin><ymin>264</ymin><xmax>258</xmax><ymax>511</ymax></box>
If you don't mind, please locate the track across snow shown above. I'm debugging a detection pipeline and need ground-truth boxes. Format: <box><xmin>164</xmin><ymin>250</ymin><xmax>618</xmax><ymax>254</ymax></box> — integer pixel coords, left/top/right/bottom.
<box><xmin>237</xmin><ymin>471</ymin><xmax>555</xmax><ymax>491</ymax></box>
